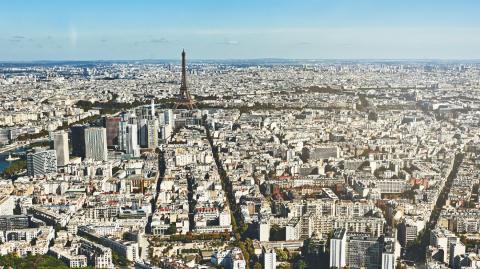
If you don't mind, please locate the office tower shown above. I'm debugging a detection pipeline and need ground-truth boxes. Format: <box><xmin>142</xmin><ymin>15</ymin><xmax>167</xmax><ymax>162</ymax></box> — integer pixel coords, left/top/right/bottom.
<box><xmin>53</xmin><ymin>130</ymin><xmax>69</xmax><ymax>166</ymax></box>
<box><xmin>285</xmin><ymin>217</ymin><xmax>301</xmax><ymax>240</ymax></box>
<box><xmin>397</xmin><ymin>219</ymin><xmax>423</xmax><ymax>247</ymax></box>
<box><xmin>71</xmin><ymin>125</ymin><xmax>86</xmax><ymax>158</ymax></box>
<box><xmin>126</xmin><ymin>123</ymin><xmax>140</xmax><ymax>157</ymax></box>
<box><xmin>330</xmin><ymin>228</ymin><xmax>347</xmax><ymax>268</ymax></box>
<box><xmin>118</xmin><ymin>112</ymin><xmax>138</xmax><ymax>152</ymax></box>
<box><xmin>330</xmin><ymin>228</ymin><xmax>401</xmax><ymax>269</ymax></box>
<box><xmin>159</xmin><ymin>124</ymin><xmax>173</xmax><ymax>140</ymax></box>
<box><xmin>449</xmin><ymin>242</ymin><xmax>466</xmax><ymax>267</ymax></box>
<box><xmin>330</xmin><ymin>228</ymin><xmax>399</xmax><ymax>269</ymax></box>
<box><xmin>138</xmin><ymin>119</ymin><xmax>148</xmax><ymax>148</ymax></box>
<box><xmin>120</xmin><ymin>111</ymin><xmax>130</xmax><ymax>122</ymax></box>
<box><xmin>146</xmin><ymin>119</ymin><xmax>159</xmax><ymax>149</ymax></box>
<box><xmin>26</xmin><ymin>149</ymin><xmax>57</xmax><ymax>176</ymax></box>
<box><xmin>263</xmin><ymin>249</ymin><xmax>276</xmax><ymax>269</ymax></box>
<box><xmin>84</xmin><ymin>127</ymin><xmax>108</xmax><ymax>161</ymax></box>
<box><xmin>259</xmin><ymin>222</ymin><xmax>270</xmax><ymax>242</ymax></box>
<box><xmin>164</xmin><ymin>109</ymin><xmax>174</xmax><ymax>126</ymax></box>
<box><xmin>159</xmin><ymin>125</ymin><xmax>166</xmax><ymax>140</ymax></box>
<box><xmin>118</xmin><ymin>120</ymin><xmax>128</xmax><ymax>151</ymax></box>
<box><xmin>134</xmin><ymin>104</ymin><xmax>150</xmax><ymax>120</ymax></box>
<box><xmin>430</xmin><ymin>228</ymin><xmax>464</xmax><ymax>265</ymax></box>
<box><xmin>151</xmin><ymin>99</ymin><xmax>155</xmax><ymax>118</ymax></box>
<box><xmin>174</xmin><ymin>50</ymin><xmax>197</xmax><ymax>110</ymax></box>
<box><xmin>346</xmin><ymin>234</ymin><xmax>382</xmax><ymax>269</ymax></box>
<box><xmin>158</xmin><ymin>114</ymin><xmax>165</xmax><ymax>126</ymax></box>
<box><xmin>382</xmin><ymin>227</ymin><xmax>400</xmax><ymax>269</ymax></box>
<box><xmin>105</xmin><ymin>116</ymin><xmax>121</xmax><ymax>148</ymax></box>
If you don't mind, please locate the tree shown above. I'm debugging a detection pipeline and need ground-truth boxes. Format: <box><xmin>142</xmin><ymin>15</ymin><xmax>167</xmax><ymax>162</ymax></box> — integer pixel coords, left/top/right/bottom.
<box><xmin>112</xmin><ymin>251</ymin><xmax>130</xmax><ymax>266</ymax></box>
<box><xmin>238</xmin><ymin>242</ymin><xmax>250</xmax><ymax>269</ymax></box>
<box><xmin>277</xmin><ymin>263</ymin><xmax>291</xmax><ymax>269</ymax></box>
<box><xmin>254</xmin><ymin>262</ymin><xmax>262</xmax><ymax>269</ymax></box>
<box><xmin>166</xmin><ymin>223</ymin><xmax>177</xmax><ymax>235</ymax></box>
<box><xmin>0</xmin><ymin>254</ymin><xmax>69</xmax><ymax>268</ymax></box>
<box><xmin>295</xmin><ymin>259</ymin><xmax>307</xmax><ymax>269</ymax></box>
<box><xmin>276</xmin><ymin>248</ymin><xmax>288</xmax><ymax>261</ymax></box>
<box><xmin>1</xmin><ymin>159</ymin><xmax>26</xmax><ymax>178</ymax></box>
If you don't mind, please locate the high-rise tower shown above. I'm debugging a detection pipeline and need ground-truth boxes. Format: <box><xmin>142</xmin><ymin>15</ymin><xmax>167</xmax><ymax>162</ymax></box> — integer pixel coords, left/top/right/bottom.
<box><xmin>84</xmin><ymin>127</ymin><xmax>108</xmax><ymax>161</ymax></box>
<box><xmin>53</xmin><ymin>130</ymin><xmax>69</xmax><ymax>167</ymax></box>
<box><xmin>71</xmin><ymin>125</ymin><xmax>86</xmax><ymax>158</ymax></box>
<box><xmin>151</xmin><ymin>99</ymin><xmax>155</xmax><ymax>118</ymax></box>
<box><xmin>174</xmin><ymin>50</ymin><xmax>197</xmax><ymax>110</ymax></box>
<box><xmin>27</xmin><ymin>149</ymin><xmax>57</xmax><ymax>177</ymax></box>
<box><xmin>105</xmin><ymin>116</ymin><xmax>121</xmax><ymax>147</ymax></box>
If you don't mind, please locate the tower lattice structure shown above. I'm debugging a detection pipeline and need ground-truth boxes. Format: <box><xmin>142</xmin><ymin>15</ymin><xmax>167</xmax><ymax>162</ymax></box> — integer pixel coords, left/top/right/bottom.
<box><xmin>174</xmin><ymin>50</ymin><xmax>197</xmax><ymax>110</ymax></box>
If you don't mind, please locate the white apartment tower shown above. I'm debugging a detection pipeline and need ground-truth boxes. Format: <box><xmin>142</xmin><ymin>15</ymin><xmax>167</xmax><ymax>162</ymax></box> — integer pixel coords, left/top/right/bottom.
<box><xmin>126</xmin><ymin>123</ymin><xmax>140</xmax><ymax>157</ymax></box>
<box><xmin>259</xmin><ymin>222</ymin><xmax>270</xmax><ymax>242</ymax></box>
<box><xmin>85</xmin><ymin>127</ymin><xmax>108</xmax><ymax>161</ymax></box>
<box><xmin>146</xmin><ymin>119</ymin><xmax>158</xmax><ymax>149</ymax></box>
<box><xmin>151</xmin><ymin>99</ymin><xmax>155</xmax><ymax>118</ymax></box>
<box><xmin>329</xmin><ymin>228</ymin><xmax>347</xmax><ymax>269</ymax></box>
<box><xmin>118</xmin><ymin>120</ymin><xmax>128</xmax><ymax>151</ymax></box>
<box><xmin>26</xmin><ymin>149</ymin><xmax>57</xmax><ymax>177</ymax></box>
<box><xmin>263</xmin><ymin>249</ymin><xmax>276</xmax><ymax>269</ymax></box>
<box><xmin>53</xmin><ymin>130</ymin><xmax>69</xmax><ymax>166</ymax></box>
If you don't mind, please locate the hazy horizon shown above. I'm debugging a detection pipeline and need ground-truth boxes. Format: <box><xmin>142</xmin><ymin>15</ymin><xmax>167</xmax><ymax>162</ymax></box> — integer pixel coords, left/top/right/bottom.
<box><xmin>2</xmin><ymin>0</ymin><xmax>480</xmax><ymax>61</ymax></box>
<box><xmin>2</xmin><ymin>57</ymin><xmax>480</xmax><ymax>64</ymax></box>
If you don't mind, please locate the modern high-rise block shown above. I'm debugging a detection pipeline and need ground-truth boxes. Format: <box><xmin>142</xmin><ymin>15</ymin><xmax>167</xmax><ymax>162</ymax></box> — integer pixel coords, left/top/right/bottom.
<box><xmin>430</xmin><ymin>228</ymin><xmax>465</xmax><ymax>266</ymax></box>
<box><xmin>346</xmin><ymin>234</ymin><xmax>382</xmax><ymax>269</ymax></box>
<box><xmin>150</xmin><ymin>99</ymin><xmax>156</xmax><ymax>118</ymax></box>
<box><xmin>259</xmin><ymin>222</ymin><xmax>270</xmax><ymax>242</ymax></box>
<box><xmin>330</xmin><ymin>228</ymin><xmax>347</xmax><ymax>268</ymax></box>
<box><xmin>71</xmin><ymin>125</ymin><xmax>86</xmax><ymax>158</ymax></box>
<box><xmin>330</xmin><ymin>228</ymin><xmax>400</xmax><ymax>269</ymax></box>
<box><xmin>138</xmin><ymin>119</ymin><xmax>148</xmax><ymax>148</ymax></box>
<box><xmin>126</xmin><ymin>123</ymin><xmax>140</xmax><ymax>157</ymax></box>
<box><xmin>118</xmin><ymin>120</ymin><xmax>128</xmax><ymax>151</ymax></box>
<box><xmin>263</xmin><ymin>249</ymin><xmax>276</xmax><ymax>269</ymax></box>
<box><xmin>26</xmin><ymin>149</ymin><xmax>57</xmax><ymax>177</ymax></box>
<box><xmin>85</xmin><ymin>127</ymin><xmax>108</xmax><ymax>161</ymax></box>
<box><xmin>105</xmin><ymin>116</ymin><xmax>121</xmax><ymax>147</ymax></box>
<box><xmin>53</xmin><ymin>130</ymin><xmax>69</xmax><ymax>166</ymax></box>
<box><xmin>146</xmin><ymin>119</ymin><xmax>158</xmax><ymax>149</ymax></box>
<box><xmin>159</xmin><ymin>124</ymin><xmax>174</xmax><ymax>140</ymax></box>
<box><xmin>164</xmin><ymin>109</ymin><xmax>174</xmax><ymax>125</ymax></box>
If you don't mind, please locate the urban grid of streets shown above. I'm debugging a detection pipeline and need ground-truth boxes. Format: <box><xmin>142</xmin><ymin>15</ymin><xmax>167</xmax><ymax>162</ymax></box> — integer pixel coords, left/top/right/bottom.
<box><xmin>0</xmin><ymin>59</ymin><xmax>480</xmax><ymax>269</ymax></box>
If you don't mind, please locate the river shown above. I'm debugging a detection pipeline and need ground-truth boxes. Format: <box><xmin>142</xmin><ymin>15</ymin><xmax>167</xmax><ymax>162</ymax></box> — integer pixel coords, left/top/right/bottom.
<box><xmin>0</xmin><ymin>148</ymin><xmax>27</xmax><ymax>173</ymax></box>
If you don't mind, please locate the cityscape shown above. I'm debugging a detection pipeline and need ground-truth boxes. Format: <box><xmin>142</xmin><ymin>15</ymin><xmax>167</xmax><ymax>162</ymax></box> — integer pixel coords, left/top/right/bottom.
<box><xmin>1</xmin><ymin>1</ymin><xmax>480</xmax><ymax>269</ymax></box>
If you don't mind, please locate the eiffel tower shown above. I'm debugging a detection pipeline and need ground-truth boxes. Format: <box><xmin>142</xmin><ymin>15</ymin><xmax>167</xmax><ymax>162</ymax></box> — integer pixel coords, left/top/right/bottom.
<box><xmin>174</xmin><ymin>50</ymin><xmax>197</xmax><ymax>110</ymax></box>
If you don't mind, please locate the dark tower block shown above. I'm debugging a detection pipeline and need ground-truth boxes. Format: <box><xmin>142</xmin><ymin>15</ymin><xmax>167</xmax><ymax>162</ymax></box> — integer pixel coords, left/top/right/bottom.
<box><xmin>104</xmin><ymin>116</ymin><xmax>121</xmax><ymax>148</ymax></box>
<box><xmin>174</xmin><ymin>50</ymin><xmax>197</xmax><ymax>110</ymax></box>
<box><xmin>70</xmin><ymin>124</ymin><xmax>86</xmax><ymax>158</ymax></box>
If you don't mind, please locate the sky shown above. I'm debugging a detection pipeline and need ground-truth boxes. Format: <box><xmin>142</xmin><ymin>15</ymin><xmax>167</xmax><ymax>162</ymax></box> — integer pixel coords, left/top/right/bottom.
<box><xmin>1</xmin><ymin>0</ymin><xmax>480</xmax><ymax>61</ymax></box>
